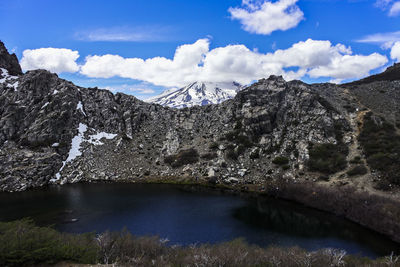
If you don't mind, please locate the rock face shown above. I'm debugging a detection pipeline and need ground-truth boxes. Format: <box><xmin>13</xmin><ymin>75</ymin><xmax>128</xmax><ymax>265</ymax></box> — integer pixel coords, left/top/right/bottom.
<box><xmin>146</xmin><ymin>81</ymin><xmax>243</xmax><ymax>108</ymax></box>
<box><xmin>0</xmin><ymin>41</ymin><xmax>22</xmax><ymax>76</ymax></box>
<box><xmin>0</xmin><ymin>41</ymin><xmax>399</xmax><ymax>192</ymax></box>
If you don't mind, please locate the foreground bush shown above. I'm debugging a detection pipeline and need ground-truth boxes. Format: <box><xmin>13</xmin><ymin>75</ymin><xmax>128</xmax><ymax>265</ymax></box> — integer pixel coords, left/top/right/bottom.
<box><xmin>1</xmin><ymin>219</ymin><xmax>399</xmax><ymax>266</ymax></box>
<box><xmin>0</xmin><ymin>219</ymin><xmax>97</xmax><ymax>266</ymax></box>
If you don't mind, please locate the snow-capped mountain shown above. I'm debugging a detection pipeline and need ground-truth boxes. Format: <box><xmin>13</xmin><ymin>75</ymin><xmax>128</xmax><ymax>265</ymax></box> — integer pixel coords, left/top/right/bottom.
<box><xmin>146</xmin><ymin>81</ymin><xmax>244</xmax><ymax>108</ymax></box>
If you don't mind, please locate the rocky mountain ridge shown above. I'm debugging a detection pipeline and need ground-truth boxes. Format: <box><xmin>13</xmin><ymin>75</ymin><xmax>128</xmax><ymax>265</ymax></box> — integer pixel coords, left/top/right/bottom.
<box><xmin>146</xmin><ymin>81</ymin><xmax>244</xmax><ymax>108</ymax></box>
<box><xmin>0</xmin><ymin>40</ymin><xmax>399</xmax><ymax>196</ymax></box>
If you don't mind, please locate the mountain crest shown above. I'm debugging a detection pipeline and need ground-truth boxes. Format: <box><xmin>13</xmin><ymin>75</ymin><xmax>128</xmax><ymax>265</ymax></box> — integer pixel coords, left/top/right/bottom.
<box><xmin>0</xmin><ymin>40</ymin><xmax>22</xmax><ymax>76</ymax></box>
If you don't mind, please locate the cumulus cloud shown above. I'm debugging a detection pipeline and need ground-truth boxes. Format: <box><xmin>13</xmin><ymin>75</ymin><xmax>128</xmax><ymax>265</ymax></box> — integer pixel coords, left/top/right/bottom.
<box><xmin>21</xmin><ymin>48</ymin><xmax>80</xmax><ymax>73</ymax></box>
<box><xmin>308</xmin><ymin>53</ymin><xmax>388</xmax><ymax>81</ymax></box>
<box><xmin>80</xmin><ymin>38</ymin><xmax>388</xmax><ymax>86</ymax></box>
<box><xmin>391</xmin><ymin>42</ymin><xmax>400</xmax><ymax>61</ymax></box>
<box><xmin>228</xmin><ymin>0</ymin><xmax>304</xmax><ymax>35</ymax></box>
<box><xmin>389</xmin><ymin>1</ymin><xmax>400</xmax><ymax>16</ymax></box>
<box><xmin>80</xmin><ymin>39</ymin><xmax>209</xmax><ymax>87</ymax></box>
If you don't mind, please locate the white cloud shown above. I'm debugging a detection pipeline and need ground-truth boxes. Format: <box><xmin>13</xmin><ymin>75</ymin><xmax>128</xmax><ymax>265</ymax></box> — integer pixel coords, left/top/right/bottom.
<box><xmin>80</xmin><ymin>39</ymin><xmax>209</xmax><ymax>87</ymax></box>
<box><xmin>105</xmin><ymin>84</ymin><xmax>156</xmax><ymax>94</ymax></box>
<box><xmin>391</xmin><ymin>42</ymin><xmax>400</xmax><ymax>61</ymax></box>
<box><xmin>374</xmin><ymin>0</ymin><xmax>400</xmax><ymax>16</ymax></box>
<box><xmin>308</xmin><ymin>53</ymin><xmax>388</xmax><ymax>82</ymax></box>
<box><xmin>389</xmin><ymin>1</ymin><xmax>400</xmax><ymax>16</ymax></box>
<box><xmin>75</xmin><ymin>26</ymin><xmax>173</xmax><ymax>42</ymax></box>
<box><xmin>375</xmin><ymin>0</ymin><xmax>393</xmax><ymax>9</ymax></box>
<box><xmin>21</xmin><ymin>48</ymin><xmax>80</xmax><ymax>73</ymax></box>
<box><xmin>80</xmin><ymin>38</ymin><xmax>388</xmax><ymax>86</ymax></box>
<box><xmin>228</xmin><ymin>0</ymin><xmax>304</xmax><ymax>35</ymax></box>
<box><xmin>356</xmin><ymin>31</ymin><xmax>400</xmax><ymax>48</ymax></box>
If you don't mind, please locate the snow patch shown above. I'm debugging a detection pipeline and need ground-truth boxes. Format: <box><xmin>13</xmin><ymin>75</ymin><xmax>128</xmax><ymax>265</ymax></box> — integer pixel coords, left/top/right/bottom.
<box><xmin>76</xmin><ymin>101</ymin><xmax>87</xmax><ymax>116</ymax></box>
<box><xmin>0</xmin><ymin>68</ymin><xmax>19</xmax><ymax>90</ymax></box>
<box><xmin>87</xmin><ymin>131</ymin><xmax>118</xmax><ymax>145</ymax></box>
<box><xmin>11</xmin><ymin>81</ymin><xmax>18</xmax><ymax>91</ymax></box>
<box><xmin>41</xmin><ymin>102</ymin><xmax>50</xmax><ymax>109</ymax></box>
<box><xmin>51</xmin><ymin>123</ymin><xmax>88</xmax><ymax>182</ymax></box>
<box><xmin>51</xmin><ymin>124</ymin><xmax>117</xmax><ymax>182</ymax></box>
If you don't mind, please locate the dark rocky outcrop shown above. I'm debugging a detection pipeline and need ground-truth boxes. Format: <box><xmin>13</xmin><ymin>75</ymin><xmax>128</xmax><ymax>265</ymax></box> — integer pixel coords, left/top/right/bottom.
<box><xmin>0</xmin><ymin>41</ymin><xmax>22</xmax><ymax>76</ymax></box>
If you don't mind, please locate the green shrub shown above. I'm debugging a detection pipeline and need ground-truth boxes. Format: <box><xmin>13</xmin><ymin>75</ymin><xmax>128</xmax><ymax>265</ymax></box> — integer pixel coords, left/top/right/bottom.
<box><xmin>226</xmin><ymin>149</ymin><xmax>238</xmax><ymax>160</ymax></box>
<box><xmin>225</xmin><ymin>130</ymin><xmax>239</xmax><ymax>142</ymax></box>
<box><xmin>249</xmin><ymin>148</ymin><xmax>260</xmax><ymax>159</ymax></box>
<box><xmin>272</xmin><ymin>156</ymin><xmax>289</xmax><ymax>165</ymax></box>
<box><xmin>282</xmin><ymin>164</ymin><xmax>290</xmax><ymax>170</ymax></box>
<box><xmin>164</xmin><ymin>148</ymin><xmax>199</xmax><ymax>168</ymax></box>
<box><xmin>350</xmin><ymin>156</ymin><xmax>361</xmax><ymax>164</ymax></box>
<box><xmin>208</xmin><ymin>142</ymin><xmax>219</xmax><ymax>150</ymax></box>
<box><xmin>308</xmin><ymin>143</ymin><xmax>347</xmax><ymax>174</ymax></box>
<box><xmin>347</xmin><ymin>165</ymin><xmax>368</xmax><ymax>176</ymax></box>
<box><xmin>200</xmin><ymin>152</ymin><xmax>218</xmax><ymax>160</ymax></box>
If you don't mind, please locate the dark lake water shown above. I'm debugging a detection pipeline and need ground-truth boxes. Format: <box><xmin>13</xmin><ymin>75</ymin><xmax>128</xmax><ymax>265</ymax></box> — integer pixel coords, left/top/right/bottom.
<box><xmin>0</xmin><ymin>182</ymin><xmax>399</xmax><ymax>258</ymax></box>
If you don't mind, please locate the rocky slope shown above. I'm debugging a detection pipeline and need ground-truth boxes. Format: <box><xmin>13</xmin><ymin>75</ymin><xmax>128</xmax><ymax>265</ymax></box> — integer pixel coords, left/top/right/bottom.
<box><xmin>146</xmin><ymin>81</ymin><xmax>243</xmax><ymax>108</ymax></box>
<box><xmin>0</xmin><ymin>40</ymin><xmax>399</xmax><ymax>198</ymax></box>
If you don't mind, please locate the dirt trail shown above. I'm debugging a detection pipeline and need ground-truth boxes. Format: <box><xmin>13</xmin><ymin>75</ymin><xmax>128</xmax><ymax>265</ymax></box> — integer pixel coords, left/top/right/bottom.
<box><xmin>320</xmin><ymin>89</ymin><xmax>399</xmax><ymax>199</ymax></box>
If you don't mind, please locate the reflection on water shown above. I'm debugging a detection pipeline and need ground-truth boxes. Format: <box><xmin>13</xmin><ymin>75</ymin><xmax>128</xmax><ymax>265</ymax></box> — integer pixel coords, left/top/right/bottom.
<box><xmin>0</xmin><ymin>183</ymin><xmax>399</xmax><ymax>258</ymax></box>
<box><xmin>233</xmin><ymin>197</ymin><xmax>397</xmax><ymax>256</ymax></box>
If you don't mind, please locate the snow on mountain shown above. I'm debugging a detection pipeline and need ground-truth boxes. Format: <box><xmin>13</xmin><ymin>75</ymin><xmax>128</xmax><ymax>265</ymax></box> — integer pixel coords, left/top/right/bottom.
<box><xmin>0</xmin><ymin>68</ymin><xmax>19</xmax><ymax>91</ymax></box>
<box><xmin>145</xmin><ymin>81</ymin><xmax>244</xmax><ymax>108</ymax></box>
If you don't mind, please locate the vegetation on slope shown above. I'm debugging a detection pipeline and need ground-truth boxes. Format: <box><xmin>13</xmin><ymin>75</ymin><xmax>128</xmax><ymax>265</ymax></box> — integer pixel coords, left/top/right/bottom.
<box><xmin>308</xmin><ymin>143</ymin><xmax>348</xmax><ymax>174</ymax></box>
<box><xmin>164</xmin><ymin>148</ymin><xmax>199</xmax><ymax>168</ymax></box>
<box><xmin>1</xmin><ymin>219</ymin><xmax>399</xmax><ymax>266</ymax></box>
<box><xmin>307</xmin><ymin>122</ymin><xmax>348</xmax><ymax>175</ymax></box>
<box><xmin>358</xmin><ymin>112</ymin><xmax>400</xmax><ymax>187</ymax></box>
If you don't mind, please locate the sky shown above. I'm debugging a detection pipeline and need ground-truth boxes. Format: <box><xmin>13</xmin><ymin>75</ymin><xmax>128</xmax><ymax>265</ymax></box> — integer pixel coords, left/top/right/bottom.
<box><xmin>1</xmin><ymin>0</ymin><xmax>400</xmax><ymax>99</ymax></box>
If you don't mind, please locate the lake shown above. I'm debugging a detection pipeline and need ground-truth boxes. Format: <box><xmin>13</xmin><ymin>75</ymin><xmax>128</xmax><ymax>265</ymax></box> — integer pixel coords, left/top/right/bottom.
<box><xmin>0</xmin><ymin>182</ymin><xmax>398</xmax><ymax>258</ymax></box>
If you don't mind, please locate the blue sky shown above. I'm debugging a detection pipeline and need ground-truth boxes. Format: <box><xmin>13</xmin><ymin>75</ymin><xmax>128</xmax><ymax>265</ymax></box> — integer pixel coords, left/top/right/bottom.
<box><xmin>1</xmin><ymin>0</ymin><xmax>400</xmax><ymax>99</ymax></box>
